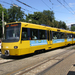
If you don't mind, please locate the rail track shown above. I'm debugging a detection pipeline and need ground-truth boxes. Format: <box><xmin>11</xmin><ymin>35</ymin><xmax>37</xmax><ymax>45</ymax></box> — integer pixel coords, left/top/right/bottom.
<box><xmin>0</xmin><ymin>45</ymin><xmax>72</xmax><ymax>65</ymax></box>
<box><xmin>5</xmin><ymin>45</ymin><xmax>75</xmax><ymax>75</ymax></box>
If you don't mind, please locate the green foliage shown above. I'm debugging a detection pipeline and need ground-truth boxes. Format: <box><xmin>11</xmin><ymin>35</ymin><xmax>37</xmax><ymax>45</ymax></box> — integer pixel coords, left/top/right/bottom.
<box><xmin>71</xmin><ymin>26</ymin><xmax>75</xmax><ymax>31</ymax></box>
<box><xmin>43</xmin><ymin>10</ymin><xmax>54</xmax><ymax>22</ymax></box>
<box><xmin>25</xmin><ymin>10</ymin><xmax>67</xmax><ymax>29</ymax></box>
<box><xmin>0</xmin><ymin>4</ymin><xmax>3</xmax><ymax>26</ymax></box>
<box><xmin>53</xmin><ymin>20</ymin><xmax>59</xmax><ymax>27</ymax></box>
<box><xmin>0</xmin><ymin>4</ymin><xmax>8</xmax><ymax>25</ymax></box>
<box><xmin>8</xmin><ymin>6</ymin><xmax>25</xmax><ymax>22</ymax></box>
<box><xmin>0</xmin><ymin>4</ymin><xmax>67</xmax><ymax>38</ymax></box>
<box><xmin>58</xmin><ymin>21</ymin><xmax>67</xmax><ymax>29</ymax></box>
<box><xmin>0</xmin><ymin>4</ymin><xmax>8</xmax><ymax>38</ymax></box>
<box><xmin>25</xmin><ymin>10</ymin><xmax>55</xmax><ymax>26</ymax></box>
<box><xmin>0</xmin><ymin>25</ymin><xmax>2</xmax><ymax>37</ymax></box>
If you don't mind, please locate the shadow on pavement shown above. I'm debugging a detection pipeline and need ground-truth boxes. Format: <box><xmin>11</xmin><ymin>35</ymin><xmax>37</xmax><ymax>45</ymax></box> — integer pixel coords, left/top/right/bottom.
<box><xmin>1</xmin><ymin>53</ymin><xmax>35</xmax><ymax>60</ymax></box>
<box><xmin>67</xmin><ymin>71</ymin><xmax>75</xmax><ymax>75</ymax></box>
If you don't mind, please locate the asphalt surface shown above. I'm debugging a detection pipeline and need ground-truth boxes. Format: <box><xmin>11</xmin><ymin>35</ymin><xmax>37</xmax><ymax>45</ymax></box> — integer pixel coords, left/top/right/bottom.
<box><xmin>39</xmin><ymin>50</ymin><xmax>75</xmax><ymax>75</ymax></box>
<box><xmin>0</xmin><ymin>46</ymin><xmax>75</xmax><ymax>75</ymax></box>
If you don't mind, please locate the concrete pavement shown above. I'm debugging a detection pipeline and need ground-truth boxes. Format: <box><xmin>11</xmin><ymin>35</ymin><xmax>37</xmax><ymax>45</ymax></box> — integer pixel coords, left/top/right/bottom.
<box><xmin>39</xmin><ymin>50</ymin><xmax>75</xmax><ymax>75</ymax></box>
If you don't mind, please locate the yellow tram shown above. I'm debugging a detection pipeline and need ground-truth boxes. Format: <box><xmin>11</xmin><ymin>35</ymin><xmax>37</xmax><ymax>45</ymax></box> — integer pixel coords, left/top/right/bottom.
<box><xmin>1</xmin><ymin>22</ymin><xmax>75</xmax><ymax>56</ymax></box>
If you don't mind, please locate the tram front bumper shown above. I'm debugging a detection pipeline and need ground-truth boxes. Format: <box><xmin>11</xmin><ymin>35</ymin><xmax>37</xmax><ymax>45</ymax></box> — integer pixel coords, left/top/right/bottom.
<box><xmin>4</xmin><ymin>50</ymin><xmax>9</xmax><ymax>56</ymax></box>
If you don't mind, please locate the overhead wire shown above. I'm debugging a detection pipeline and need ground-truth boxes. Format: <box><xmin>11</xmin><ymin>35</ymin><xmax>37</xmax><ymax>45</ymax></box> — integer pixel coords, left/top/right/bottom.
<box><xmin>41</xmin><ymin>0</ymin><xmax>65</xmax><ymax>24</ymax></box>
<box><xmin>1</xmin><ymin>0</ymin><xmax>75</xmax><ymax>23</ymax></box>
<box><xmin>41</xmin><ymin>0</ymin><xmax>71</xmax><ymax>14</ymax></box>
<box><xmin>41</xmin><ymin>0</ymin><xmax>52</xmax><ymax>11</ymax></box>
<box><xmin>0</xmin><ymin>0</ymin><xmax>32</xmax><ymax>12</ymax></box>
<box><xmin>41</xmin><ymin>0</ymin><xmax>72</xmax><ymax>22</ymax></box>
<box><xmin>49</xmin><ymin>0</ymin><xmax>54</xmax><ymax>5</ymax></box>
<box><xmin>57</xmin><ymin>0</ymin><xmax>74</xmax><ymax>15</ymax></box>
<box><xmin>63</xmin><ymin>0</ymin><xmax>75</xmax><ymax>14</ymax></box>
<box><xmin>16</xmin><ymin>0</ymin><xmax>39</xmax><ymax>11</ymax></box>
<box><xmin>49</xmin><ymin>0</ymin><xmax>54</xmax><ymax>9</ymax></box>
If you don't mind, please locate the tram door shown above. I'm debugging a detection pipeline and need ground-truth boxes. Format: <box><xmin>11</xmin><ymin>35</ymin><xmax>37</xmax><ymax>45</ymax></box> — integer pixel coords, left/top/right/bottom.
<box><xmin>47</xmin><ymin>30</ymin><xmax>52</xmax><ymax>45</ymax></box>
<box><xmin>65</xmin><ymin>33</ymin><xmax>67</xmax><ymax>45</ymax></box>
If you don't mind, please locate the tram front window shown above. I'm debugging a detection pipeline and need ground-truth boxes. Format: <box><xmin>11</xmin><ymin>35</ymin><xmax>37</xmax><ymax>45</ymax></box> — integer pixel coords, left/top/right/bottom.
<box><xmin>3</xmin><ymin>23</ymin><xmax>21</xmax><ymax>42</ymax></box>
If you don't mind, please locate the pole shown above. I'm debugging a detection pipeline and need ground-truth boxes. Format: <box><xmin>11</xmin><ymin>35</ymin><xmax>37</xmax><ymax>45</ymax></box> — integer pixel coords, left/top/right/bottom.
<box><xmin>2</xmin><ymin>11</ymin><xmax>4</xmax><ymax>39</ymax></box>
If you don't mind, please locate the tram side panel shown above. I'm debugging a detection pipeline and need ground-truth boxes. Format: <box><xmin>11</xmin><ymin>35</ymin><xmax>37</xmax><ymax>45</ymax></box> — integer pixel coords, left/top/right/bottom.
<box><xmin>1</xmin><ymin>22</ymin><xmax>75</xmax><ymax>56</ymax></box>
<box><xmin>73</xmin><ymin>33</ymin><xmax>75</xmax><ymax>44</ymax></box>
<box><xmin>66</xmin><ymin>33</ymin><xmax>73</xmax><ymax>45</ymax></box>
<box><xmin>46</xmin><ymin>29</ymin><xmax>67</xmax><ymax>50</ymax></box>
<box><xmin>19</xmin><ymin>27</ymin><xmax>48</xmax><ymax>55</ymax></box>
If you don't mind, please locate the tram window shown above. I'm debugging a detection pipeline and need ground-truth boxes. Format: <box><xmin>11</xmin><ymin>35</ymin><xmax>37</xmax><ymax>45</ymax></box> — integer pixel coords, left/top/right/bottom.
<box><xmin>65</xmin><ymin>33</ymin><xmax>67</xmax><ymax>39</ymax></box>
<box><xmin>52</xmin><ymin>31</ymin><xmax>57</xmax><ymax>39</ymax></box>
<box><xmin>71</xmin><ymin>34</ymin><xmax>73</xmax><ymax>38</ymax></box>
<box><xmin>52</xmin><ymin>31</ymin><xmax>65</xmax><ymax>39</ymax></box>
<box><xmin>60</xmin><ymin>32</ymin><xmax>65</xmax><ymax>39</ymax></box>
<box><xmin>74</xmin><ymin>34</ymin><xmax>75</xmax><ymax>38</ymax></box>
<box><xmin>57</xmin><ymin>32</ymin><xmax>61</xmax><ymax>39</ymax></box>
<box><xmin>21</xmin><ymin>28</ymin><xmax>28</xmax><ymax>40</ymax></box>
<box><xmin>67</xmin><ymin>34</ymin><xmax>72</xmax><ymax>38</ymax></box>
<box><xmin>30</xmin><ymin>29</ymin><xmax>38</xmax><ymax>40</ymax></box>
<box><xmin>57</xmin><ymin>32</ymin><xmax>65</xmax><ymax>39</ymax></box>
<box><xmin>39</xmin><ymin>30</ymin><xmax>46</xmax><ymax>39</ymax></box>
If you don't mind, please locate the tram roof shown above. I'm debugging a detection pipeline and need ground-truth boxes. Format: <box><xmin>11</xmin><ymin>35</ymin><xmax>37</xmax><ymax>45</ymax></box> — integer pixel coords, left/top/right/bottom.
<box><xmin>6</xmin><ymin>22</ymin><xmax>73</xmax><ymax>33</ymax></box>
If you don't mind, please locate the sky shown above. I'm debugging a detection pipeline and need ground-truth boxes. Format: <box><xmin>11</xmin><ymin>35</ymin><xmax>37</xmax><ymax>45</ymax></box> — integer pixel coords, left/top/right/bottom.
<box><xmin>0</xmin><ymin>0</ymin><xmax>75</xmax><ymax>26</ymax></box>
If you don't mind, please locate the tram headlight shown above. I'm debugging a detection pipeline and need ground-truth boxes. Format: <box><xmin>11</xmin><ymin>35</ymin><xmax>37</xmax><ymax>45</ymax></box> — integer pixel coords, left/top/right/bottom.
<box><xmin>14</xmin><ymin>46</ymin><xmax>18</xmax><ymax>49</ymax></box>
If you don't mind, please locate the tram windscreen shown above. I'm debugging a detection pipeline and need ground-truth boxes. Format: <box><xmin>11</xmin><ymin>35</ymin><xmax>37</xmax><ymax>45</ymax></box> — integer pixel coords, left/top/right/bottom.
<box><xmin>3</xmin><ymin>23</ymin><xmax>21</xmax><ymax>42</ymax></box>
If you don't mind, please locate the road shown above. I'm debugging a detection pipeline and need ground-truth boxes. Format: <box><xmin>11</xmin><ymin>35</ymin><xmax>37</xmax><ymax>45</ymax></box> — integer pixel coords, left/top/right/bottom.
<box><xmin>0</xmin><ymin>45</ymin><xmax>75</xmax><ymax>75</ymax></box>
<box><xmin>38</xmin><ymin>50</ymin><xmax>75</xmax><ymax>75</ymax></box>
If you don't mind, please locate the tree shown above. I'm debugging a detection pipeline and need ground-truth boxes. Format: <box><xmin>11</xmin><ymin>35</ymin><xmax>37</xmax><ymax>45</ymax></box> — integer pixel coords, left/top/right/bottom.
<box><xmin>58</xmin><ymin>21</ymin><xmax>63</xmax><ymax>28</ymax></box>
<box><xmin>8</xmin><ymin>6</ymin><xmax>25</xmax><ymax>22</ymax></box>
<box><xmin>58</xmin><ymin>21</ymin><xmax>67</xmax><ymax>29</ymax></box>
<box><xmin>61</xmin><ymin>22</ymin><xmax>67</xmax><ymax>29</ymax></box>
<box><xmin>25</xmin><ymin>10</ymin><xmax>55</xmax><ymax>26</ymax></box>
<box><xmin>0</xmin><ymin>4</ymin><xmax>8</xmax><ymax>38</ymax></box>
<box><xmin>25</xmin><ymin>12</ymin><xmax>42</xmax><ymax>24</ymax></box>
<box><xmin>25</xmin><ymin>10</ymin><xmax>67</xmax><ymax>29</ymax></box>
<box><xmin>0</xmin><ymin>4</ymin><xmax>8</xmax><ymax>26</ymax></box>
<box><xmin>43</xmin><ymin>10</ymin><xmax>55</xmax><ymax>22</ymax></box>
